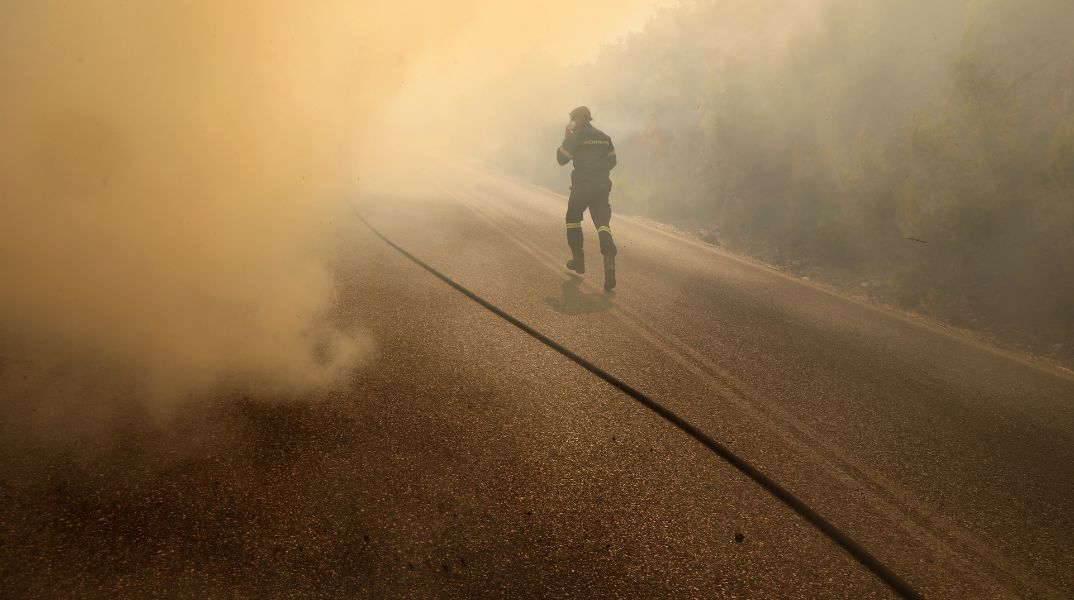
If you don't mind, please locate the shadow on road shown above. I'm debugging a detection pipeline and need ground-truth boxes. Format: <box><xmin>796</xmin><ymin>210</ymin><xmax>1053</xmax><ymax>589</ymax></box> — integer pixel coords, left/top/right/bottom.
<box><xmin>544</xmin><ymin>276</ymin><xmax>613</xmax><ymax>315</ymax></box>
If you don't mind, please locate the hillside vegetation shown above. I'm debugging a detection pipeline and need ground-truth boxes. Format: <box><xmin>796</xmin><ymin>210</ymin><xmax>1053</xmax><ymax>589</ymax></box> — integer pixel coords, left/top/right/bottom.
<box><xmin>472</xmin><ymin>0</ymin><xmax>1074</xmax><ymax>358</ymax></box>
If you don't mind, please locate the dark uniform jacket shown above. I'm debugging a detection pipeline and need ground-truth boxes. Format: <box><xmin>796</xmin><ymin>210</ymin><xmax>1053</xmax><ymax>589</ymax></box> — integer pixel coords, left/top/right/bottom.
<box><xmin>557</xmin><ymin>123</ymin><xmax>616</xmax><ymax>190</ymax></box>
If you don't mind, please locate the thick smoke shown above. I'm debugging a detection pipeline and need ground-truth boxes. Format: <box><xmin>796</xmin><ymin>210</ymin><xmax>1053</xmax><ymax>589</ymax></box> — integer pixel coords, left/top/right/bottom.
<box><xmin>0</xmin><ymin>1</ymin><xmax>664</xmax><ymax>434</ymax></box>
<box><xmin>0</xmin><ymin>1</ymin><xmax>470</xmax><ymax>431</ymax></box>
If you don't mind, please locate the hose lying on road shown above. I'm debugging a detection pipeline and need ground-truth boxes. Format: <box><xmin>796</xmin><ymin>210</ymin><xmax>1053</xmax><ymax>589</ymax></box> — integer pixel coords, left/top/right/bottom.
<box><xmin>351</xmin><ymin>203</ymin><xmax>924</xmax><ymax>600</ymax></box>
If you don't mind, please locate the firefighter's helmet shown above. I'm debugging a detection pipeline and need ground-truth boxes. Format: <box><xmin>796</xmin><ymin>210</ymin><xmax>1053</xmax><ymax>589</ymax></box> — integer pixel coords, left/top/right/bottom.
<box><xmin>569</xmin><ymin>106</ymin><xmax>592</xmax><ymax>122</ymax></box>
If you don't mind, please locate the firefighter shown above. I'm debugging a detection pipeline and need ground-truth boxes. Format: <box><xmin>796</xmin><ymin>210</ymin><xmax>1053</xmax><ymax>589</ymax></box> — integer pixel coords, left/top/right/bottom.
<box><xmin>557</xmin><ymin>106</ymin><xmax>618</xmax><ymax>291</ymax></box>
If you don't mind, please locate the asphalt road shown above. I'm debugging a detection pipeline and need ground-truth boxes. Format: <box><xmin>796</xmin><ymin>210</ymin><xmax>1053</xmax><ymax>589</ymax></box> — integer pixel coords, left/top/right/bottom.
<box><xmin>3</xmin><ymin>163</ymin><xmax>1072</xmax><ymax>598</ymax></box>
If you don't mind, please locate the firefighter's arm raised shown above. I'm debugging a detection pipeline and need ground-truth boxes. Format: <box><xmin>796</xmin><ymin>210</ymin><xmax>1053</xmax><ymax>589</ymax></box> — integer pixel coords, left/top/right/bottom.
<box><xmin>557</xmin><ymin>129</ymin><xmax>579</xmax><ymax>166</ymax></box>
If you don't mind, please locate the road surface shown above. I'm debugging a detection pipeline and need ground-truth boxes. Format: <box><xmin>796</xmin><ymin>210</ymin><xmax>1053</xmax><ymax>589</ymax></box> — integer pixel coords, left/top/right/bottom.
<box><xmin>3</xmin><ymin>163</ymin><xmax>1072</xmax><ymax>598</ymax></box>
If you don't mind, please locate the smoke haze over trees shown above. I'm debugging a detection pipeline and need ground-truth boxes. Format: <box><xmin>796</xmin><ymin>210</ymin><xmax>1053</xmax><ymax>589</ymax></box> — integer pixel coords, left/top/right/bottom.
<box><xmin>2</xmin><ymin>0</ymin><xmax>1071</xmax><ymax>438</ymax></box>
<box><xmin>464</xmin><ymin>0</ymin><xmax>1074</xmax><ymax>357</ymax></box>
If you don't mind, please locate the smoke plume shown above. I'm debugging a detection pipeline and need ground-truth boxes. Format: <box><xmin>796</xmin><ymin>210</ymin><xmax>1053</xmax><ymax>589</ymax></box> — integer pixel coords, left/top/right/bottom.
<box><xmin>0</xmin><ymin>1</ymin><xmax>663</xmax><ymax>434</ymax></box>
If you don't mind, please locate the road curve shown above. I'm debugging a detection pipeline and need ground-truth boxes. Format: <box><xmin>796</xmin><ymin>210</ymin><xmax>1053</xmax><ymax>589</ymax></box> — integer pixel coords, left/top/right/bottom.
<box><xmin>355</xmin><ymin>162</ymin><xmax>1074</xmax><ymax>598</ymax></box>
<box><xmin>2</xmin><ymin>162</ymin><xmax>1071</xmax><ymax>598</ymax></box>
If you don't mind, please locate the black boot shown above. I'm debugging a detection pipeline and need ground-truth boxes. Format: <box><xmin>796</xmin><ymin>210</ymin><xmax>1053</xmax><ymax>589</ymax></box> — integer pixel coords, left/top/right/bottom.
<box><xmin>603</xmin><ymin>253</ymin><xmax>616</xmax><ymax>291</ymax></box>
<box><xmin>566</xmin><ymin>249</ymin><xmax>585</xmax><ymax>274</ymax></box>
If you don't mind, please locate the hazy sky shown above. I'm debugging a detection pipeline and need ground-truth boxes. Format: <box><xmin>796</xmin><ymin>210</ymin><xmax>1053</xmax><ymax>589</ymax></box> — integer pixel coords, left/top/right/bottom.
<box><xmin>380</xmin><ymin>1</ymin><xmax>674</xmax><ymax>136</ymax></box>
